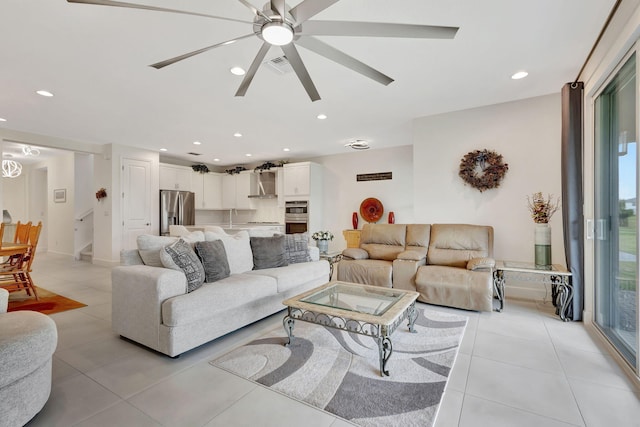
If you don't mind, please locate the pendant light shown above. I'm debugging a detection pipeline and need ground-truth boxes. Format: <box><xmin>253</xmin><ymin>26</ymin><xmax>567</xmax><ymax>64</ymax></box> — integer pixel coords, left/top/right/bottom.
<box><xmin>2</xmin><ymin>160</ymin><xmax>22</xmax><ymax>178</ymax></box>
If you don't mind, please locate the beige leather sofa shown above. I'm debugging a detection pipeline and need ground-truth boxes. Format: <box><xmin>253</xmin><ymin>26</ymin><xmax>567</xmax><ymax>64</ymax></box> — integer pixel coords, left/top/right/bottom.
<box><xmin>338</xmin><ymin>223</ymin><xmax>495</xmax><ymax>311</ymax></box>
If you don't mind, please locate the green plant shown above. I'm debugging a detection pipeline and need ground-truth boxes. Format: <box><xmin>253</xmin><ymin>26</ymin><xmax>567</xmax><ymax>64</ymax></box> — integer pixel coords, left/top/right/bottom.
<box><xmin>311</xmin><ymin>231</ymin><xmax>334</xmax><ymax>241</ymax></box>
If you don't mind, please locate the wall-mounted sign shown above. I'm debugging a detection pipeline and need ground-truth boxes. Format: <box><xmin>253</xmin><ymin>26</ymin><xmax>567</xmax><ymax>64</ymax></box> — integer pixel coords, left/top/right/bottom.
<box><xmin>356</xmin><ymin>172</ymin><xmax>392</xmax><ymax>182</ymax></box>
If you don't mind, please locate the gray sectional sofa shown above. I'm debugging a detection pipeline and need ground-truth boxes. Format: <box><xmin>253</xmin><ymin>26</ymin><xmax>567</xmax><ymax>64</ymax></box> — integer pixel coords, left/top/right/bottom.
<box><xmin>112</xmin><ymin>230</ymin><xmax>329</xmax><ymax>357</ymax></box>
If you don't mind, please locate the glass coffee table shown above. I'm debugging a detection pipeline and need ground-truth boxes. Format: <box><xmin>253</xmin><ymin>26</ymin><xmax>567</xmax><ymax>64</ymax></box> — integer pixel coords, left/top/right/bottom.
<box><xmin>282</xmin><ymin>281</ymin><xmax>420</xmax><ymax>377</ymax></box>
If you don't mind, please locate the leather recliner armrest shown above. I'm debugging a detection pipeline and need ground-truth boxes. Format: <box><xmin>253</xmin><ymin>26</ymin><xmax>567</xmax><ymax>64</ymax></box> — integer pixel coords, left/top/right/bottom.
<box><xmin>467</xmin><ymin>257</ymin><xmax>496</xmax><ymax>271</ymax></box>
<box><xmin>342</xmin><ymin>248</ymin><xmax>369</xmax><ymax>260</ymax></box>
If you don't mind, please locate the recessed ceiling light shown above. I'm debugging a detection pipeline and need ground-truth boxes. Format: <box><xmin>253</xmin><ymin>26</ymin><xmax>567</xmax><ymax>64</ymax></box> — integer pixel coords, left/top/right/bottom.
<box><xmin>230</xmin><ymin>67</ymin><xmax>246</xmax><ymax>76</ymax></box>
<box><xmin>511</xmin><ymin>71</ymin><xmax>528</xmax><ymax>80</ymax></box>
<box><xmin>245</xmin><ymin>153</ymin><xmax>252</xmax><ymax>157</ymax></box>
<box><xmin>193</xmin><ymin>141</ymin><xmax>201</xmax><ymax>145</ymax></box>
<box><xmin>283</xmin><ymin>148</ymin><xmax>290</xmax><ymax>152</ymax></box>
<box><xmin>317</xmin><ymin>114</ymin><xmax>327</xmax><ymax>120</ymax></box>
<box><xmin>0</xmin><ymin>118</ymin><xmax>6</xmax><ymax>122</ymax></box>
<box><xmin>234</xmin><ymin>132</ymin><xmax>242</xmax><ymax>137</ymax></box>
<box><xmin>160</xmin><ymin>148</ymin><xmax>167</xmax><ymax>152</ymax></box>
<box><xmin>213</xmin><ymin>158</ymin><xmax>220</xmax><ymax>162</ymax></box>
<box><xmin>36</xmin><ymin>90</ymin><xmax>54</xmax><ymax>97</ymax></box>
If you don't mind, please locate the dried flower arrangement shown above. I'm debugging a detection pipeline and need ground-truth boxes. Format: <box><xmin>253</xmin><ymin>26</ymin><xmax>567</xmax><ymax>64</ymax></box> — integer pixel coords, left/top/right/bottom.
<box><xmin>527</xmin><ymin>192</ymin><xmax>560</xmax><ymax>223</ymax></box>
<box><xmin>459</xmin><ymin>149</ymin><xmax>509</xmax><ymax>192</ymax></box>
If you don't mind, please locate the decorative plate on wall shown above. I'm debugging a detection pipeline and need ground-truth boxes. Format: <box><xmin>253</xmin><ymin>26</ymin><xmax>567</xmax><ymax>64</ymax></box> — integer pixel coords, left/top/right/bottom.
<box><xmin>360</xmin><ymin>198</ymin><xmax>384</xmax><ymax>223</ymax></box>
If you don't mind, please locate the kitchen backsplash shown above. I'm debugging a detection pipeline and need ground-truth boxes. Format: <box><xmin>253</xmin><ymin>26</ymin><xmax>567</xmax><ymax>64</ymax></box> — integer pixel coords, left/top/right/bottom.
<box><xmin>194</xmin><ymin>198</ymin><xmax>284</xmax><ymax>224</ymax></box>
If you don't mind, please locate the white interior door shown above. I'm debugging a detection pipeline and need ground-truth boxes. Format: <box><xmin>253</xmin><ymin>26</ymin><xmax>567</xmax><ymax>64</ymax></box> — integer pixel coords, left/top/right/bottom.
<box><xmin>122</xmin><ymin>158</ymin><xmax>152</xmax><ymax>250</ymax></box>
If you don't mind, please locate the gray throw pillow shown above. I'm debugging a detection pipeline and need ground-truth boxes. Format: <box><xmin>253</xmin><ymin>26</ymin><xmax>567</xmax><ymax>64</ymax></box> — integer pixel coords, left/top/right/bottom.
<box><xmin>250</xmin><ymin>235</ymin><xmax>288</xmax><ymax>270</ymax></box>
<box><xmin>284</xmin><ymin>232</ymin><xmax>311</xmax><ymax>264</ymax></box>
<box><xmin>160</xmin><ymin>239</ymin><xmax>205</xmax><ymax>293</ymax></box>
<box><xmin>195</xmin><ymin>240</ymin><xmax>231</xmax><ymax>283</ymax></box>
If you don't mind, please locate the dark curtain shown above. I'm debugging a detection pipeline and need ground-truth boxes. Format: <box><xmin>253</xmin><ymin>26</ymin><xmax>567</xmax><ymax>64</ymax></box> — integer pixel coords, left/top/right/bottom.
<box><xmin>561</xmin><ymin>82</ymin><xmax>584</xmax><ymax>321</ymax></box>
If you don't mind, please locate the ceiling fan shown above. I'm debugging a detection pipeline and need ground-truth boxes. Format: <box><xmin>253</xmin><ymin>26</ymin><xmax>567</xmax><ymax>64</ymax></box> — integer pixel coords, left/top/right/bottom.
<box><xmin>67</xmin><ymin>0</ymin><xmax>459</xmax><ymax>101</ymax></box>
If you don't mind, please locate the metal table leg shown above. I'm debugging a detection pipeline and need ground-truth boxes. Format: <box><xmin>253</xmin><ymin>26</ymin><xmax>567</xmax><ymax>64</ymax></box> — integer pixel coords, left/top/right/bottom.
<box><xmin>493</xmin><ymin>270</ymin><xmax>505</xmax><ymax>312</ymax></box>
<box><xmin>551</xmin><ymin>275</ymin><xmax>573</xmax><ymax>321</ymax></box>
<box><xmin>376</xmin><ymin>335</ymin><xmax>393</xmax><ymax>377</ymax></box>
<box><xmin>283</xmin><ymin>314</ymin><xmax>295</xmax><ymax>346</ymax></box>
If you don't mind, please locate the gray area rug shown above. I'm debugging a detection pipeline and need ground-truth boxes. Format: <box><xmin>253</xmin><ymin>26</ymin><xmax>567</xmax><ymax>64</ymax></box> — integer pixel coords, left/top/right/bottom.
<box><xmin>211</xmin><ymin>309</ymin><xmax>467</xmax><ymax>426</ymax></box>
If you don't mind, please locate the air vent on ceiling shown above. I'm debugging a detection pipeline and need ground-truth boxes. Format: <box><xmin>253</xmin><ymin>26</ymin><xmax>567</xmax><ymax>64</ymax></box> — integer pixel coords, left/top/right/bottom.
<box><xmin>265</xmin><ymin>56</ymin><xmax>293</xmax><ymax>74</ymax></box>
<box><xmin>187</xmin><ymin>152</ymin><xmax>202</xmax><ymax>156</ymax></box>
<box><xmin>345</xmin><ymin>140</ymin><xmax>370</xmax><ymax>150</ymax></box>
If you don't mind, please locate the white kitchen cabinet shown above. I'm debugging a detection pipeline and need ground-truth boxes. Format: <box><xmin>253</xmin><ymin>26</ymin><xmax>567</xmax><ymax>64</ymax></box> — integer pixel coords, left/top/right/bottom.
<box><xmin>159</xmin><ymin>164</ymin><xmax>192</xmax><ymax>191</ymax></box>
<box><xmin>221</xmin><ymin>171</ymin><xmax>256</xmax><ymax>210</ymax></box>
<box><xmin>283</xmin><ymin>162</ymin><xmax>322</xmax><ymax>200</ymax></box>
<box><xmin>192</xmin><ymin>172</ymin><xmax>222</xmax><ymax>210</ymax></box>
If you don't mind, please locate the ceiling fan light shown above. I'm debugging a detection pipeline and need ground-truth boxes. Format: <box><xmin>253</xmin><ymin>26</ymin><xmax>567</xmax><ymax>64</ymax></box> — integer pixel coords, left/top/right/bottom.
<box><xmin>262</xmin><ymin>22</ymin><xmax>293</xmax><ymax>46</ymax></box>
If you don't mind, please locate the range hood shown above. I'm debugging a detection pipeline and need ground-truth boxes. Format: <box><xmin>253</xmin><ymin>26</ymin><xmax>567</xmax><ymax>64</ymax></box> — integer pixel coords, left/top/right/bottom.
<box><xmin>248</xmin><ymin>171</ymin><xmax>277</xmax><ymax>199</ymax></box>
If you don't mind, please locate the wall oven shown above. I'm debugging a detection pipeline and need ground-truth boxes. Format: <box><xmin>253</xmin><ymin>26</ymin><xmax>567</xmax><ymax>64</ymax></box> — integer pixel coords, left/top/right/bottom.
<box><xmin>285</xmin><ymin>200</ymin><xmax>308</xmax><ymax>234</ymax></box>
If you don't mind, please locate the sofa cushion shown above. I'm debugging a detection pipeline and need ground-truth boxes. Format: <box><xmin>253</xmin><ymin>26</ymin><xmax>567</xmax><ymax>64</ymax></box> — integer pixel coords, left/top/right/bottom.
<box><xmin>360</xmin><ymin>224</ymin><xmax>406</xmax><ymax>261</ymax></box>
<box><xmin>250</xmin><ymin>235</ymin><xmax>288</xmax><ymax>270</ymax></box>
<box><xmin>342</xmin><ymin>247</ymin><xmax>369</xmax><ymax>260</ymax></box>
<box><xmin>427</xmin><ymin>224</ymin><xmax>493</xmax><ymax>268</ymax></box>
<box><xmin>283</xmin><ymin>232</ymin><xmax>312</xmax><ymax>264</ymax></box>
<box><xmin>137</xmin><ymin>235</ymin><xmax>177</xmax><ymax>267</ymax></box>
<box><xmin>406</xmin><ymin>224</ymin><xmax>431</xmax><ymax>248</ymax></box>
<box><xmin>195</xmin><ymin>240</ymin><xmax>230</xmax><ymax>283</ymax></box>
<box><xmin>205</xmin><ymin>230</ymin><xmax>253</xmax><ymax>274</ymax></box>
<box><xmin>245</xmin><ymin>260</ymin><xmax>329</xmax><ymax>293</ymax></box>
<box><xmin>160</xmin><ymin>239</ymin><xmax>205</xmax><ymax>293</ymax></box>
<box><xmin>337</xmin><ymin>259</ymin><xmax>393</xmax><ymax>288</ymax></box>
<box><xmin>137</xmin><ymin>231</ymin><xmax>204</xmax><ymax>267</ymax></box>
<box><xmin>415</xmin><ymin>265</ymin><xmax>493</xmax><ymax>312</ymax></box>
<box><xmin>161</xmin><ymin>273</ymin><xmax>278</xmax><ymax>327</ymax></box>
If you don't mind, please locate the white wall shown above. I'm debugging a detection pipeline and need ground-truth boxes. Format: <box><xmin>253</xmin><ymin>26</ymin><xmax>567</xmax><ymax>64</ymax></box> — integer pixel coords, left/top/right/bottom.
<box><xmin>311</xmin><ymin>146</ymin><xmax>414</xmax><ymax>253</ymax></box>
<box><xmin>74</xmin><ymin>153</ymin><xmax>94</xmax><ymax>257</ymax></box>
<box><xmin>413</xmin><ymin>94</ymin><xmax>565</xmax><ymax>271</ymax></box>
<box><xmin>2</xmin><ymin>173</ymin><xmax>28</xmax><ymax>222</ymax></box>
<box><xmin>93</xmin><ymin>144</ymin><xmax>160</xmax><ymax>265</ymax></box>
<box><xmin>28</xmin><ymin>167</ymin><xmax>48</xmax><ymax>251</ymax></box>
<box><xmin>33</xmin><ymin>151</ymin><xmax>76</xmax><ymax>256</ymax></box>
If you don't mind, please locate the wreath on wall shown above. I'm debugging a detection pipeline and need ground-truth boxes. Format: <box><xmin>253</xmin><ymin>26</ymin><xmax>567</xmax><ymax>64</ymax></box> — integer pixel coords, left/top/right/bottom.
<box><xmin>458</xmin><ymin>149</ymin><xmax>509</xmax><ymax>192</ymax></box>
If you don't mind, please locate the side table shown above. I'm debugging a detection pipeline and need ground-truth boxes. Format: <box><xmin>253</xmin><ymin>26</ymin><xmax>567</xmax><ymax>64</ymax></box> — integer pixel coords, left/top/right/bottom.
<box><xmin>493</xmin><ymin>261</ymin><xmax>573</xmax><ymax>321</ymax></box>
<box><xmin>319</xmin><ymin>251</ymin><xmax>343</xmax><ymax>280</ymax></box>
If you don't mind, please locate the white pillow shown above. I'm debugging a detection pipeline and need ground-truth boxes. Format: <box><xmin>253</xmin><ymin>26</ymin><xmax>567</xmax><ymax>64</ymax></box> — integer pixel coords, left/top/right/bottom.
<box><xmin>207</xmin><ymin>230</ymin><xmax>253</xmax><ymax>274</ymax></box>
<box><xmin>137</xmin><ymin>235</ymin><xmax>178</xmax><ymax>267</ymax></box>
<box><xmin>181</xmin><ymin>231</ymin><xmax>205</xmax><ymax>244</ymax></box>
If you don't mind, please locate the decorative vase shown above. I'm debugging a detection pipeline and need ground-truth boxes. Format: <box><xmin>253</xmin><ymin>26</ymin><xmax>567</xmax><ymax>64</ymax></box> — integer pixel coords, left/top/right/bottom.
<box><xmin>534</xmin><ymin>223</ymin><xmax>551</xmax><ymax>268</ymax></box>
<box><xmin>317</xmin><ymin>239</ymin><xmax>329</xmax><ymax>254</ymax></box>
<box><xmin>2</xmin><ymin>210</ymin><xmax>11</xmax><ymax>224</ymax></box>
<box><xmin>352</xmin><ymin>212</ymin><xmax>358</xmax><ymax>229</ymax></box>
<box><xmin>388</xmin><ymin>211</ymin><xmax>395</xmax><ymax>224</ymax></box>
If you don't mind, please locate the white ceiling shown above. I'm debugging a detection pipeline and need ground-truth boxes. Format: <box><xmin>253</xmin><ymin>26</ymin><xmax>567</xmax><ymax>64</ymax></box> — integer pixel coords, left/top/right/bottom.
<box><xmin>0</xmin><ymin>0</ymin><xmax>615</xmax><ymax>167</ymax></box>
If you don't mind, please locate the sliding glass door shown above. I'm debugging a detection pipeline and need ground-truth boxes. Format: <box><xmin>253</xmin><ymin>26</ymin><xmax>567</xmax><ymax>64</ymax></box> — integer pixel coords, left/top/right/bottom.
<box><xmin>594</xmin><ymin>53</ymin><xmax>638</xmax><ymax>368</ymax></box>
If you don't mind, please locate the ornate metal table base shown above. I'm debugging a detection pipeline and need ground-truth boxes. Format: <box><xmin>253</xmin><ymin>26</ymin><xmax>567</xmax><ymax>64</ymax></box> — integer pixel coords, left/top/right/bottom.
<box><xmin>492</xmin><ymin>265</ymin><xmax>573</xmax><ymax>321</ymax></box>
<box><xmin>283</xmin><ymin>302</ymin><xmax>418</xmax><ymax>377</ymax></box>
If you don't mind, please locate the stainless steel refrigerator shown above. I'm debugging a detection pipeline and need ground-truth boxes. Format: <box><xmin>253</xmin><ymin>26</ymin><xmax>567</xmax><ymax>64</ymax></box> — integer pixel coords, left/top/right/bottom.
<box><xmin>159</xmin><ymin>190</ymin><xmax>195</xmax><ymax>236</ymax></box>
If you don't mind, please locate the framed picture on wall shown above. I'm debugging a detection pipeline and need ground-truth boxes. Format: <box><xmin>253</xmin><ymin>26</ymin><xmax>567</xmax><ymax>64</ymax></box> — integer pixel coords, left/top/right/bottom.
<box><xmin>53</xmin><ymin>189</ymin><xmax>66</xmax><ymax>203</ymax></box>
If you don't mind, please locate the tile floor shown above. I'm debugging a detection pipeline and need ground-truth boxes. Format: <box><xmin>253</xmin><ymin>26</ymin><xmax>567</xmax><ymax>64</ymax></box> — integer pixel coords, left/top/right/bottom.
<box><xmin>16</xmin><ymin>253</ymin><xmax>640</xmax><ymax>426</ymax></box>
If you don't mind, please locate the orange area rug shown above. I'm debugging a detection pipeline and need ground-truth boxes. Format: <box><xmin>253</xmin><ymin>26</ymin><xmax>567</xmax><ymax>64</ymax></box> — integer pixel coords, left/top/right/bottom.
<box><xmin>7</xmin><ymin>286</ymin><xmax>86</xmax><ymax>315</ymax></box>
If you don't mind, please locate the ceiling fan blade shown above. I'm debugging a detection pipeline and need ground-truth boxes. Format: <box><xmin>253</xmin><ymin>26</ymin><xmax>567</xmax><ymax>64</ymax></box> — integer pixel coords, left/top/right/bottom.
<box><xmin>271</xmin><ymin>0</ymin><xmax>286</xmax><ymax>19</ymax></box>
<box><xmin>281</xmin><ymin>43</ymin><xmax>320</xmax><ymax>102</ymax></box>
<box><xmin>235</xmin><ymin>43</ymin><xmax>272</xmax><ymax>97</ymax></box>
<box><xmin>296</xmin><ymin>36</ymin><xmax>393</xmax><ymax>86</ymax></box>
<box><xmin>67</xmin><ymin>0</ymin><xmax>252</xmax><ymax>24</ymax></box>
<box><xmin>290</xmin><ymin>0</ymin><xmax>339</xmax><ymax>25</ymax></box>
<box><xmin>150</xmin><ymin>34</ymin><xmax>254</xmax><ymax>69</ymax></box>
<box><xmin>236</xmin><ymin>0</ymin><xmax>272</xmax><ymax>22</ymax></box>
<box><xmin>299</xmin><ymin>20</ymin><xmax>459</xmax><ymax>39</ymax></box>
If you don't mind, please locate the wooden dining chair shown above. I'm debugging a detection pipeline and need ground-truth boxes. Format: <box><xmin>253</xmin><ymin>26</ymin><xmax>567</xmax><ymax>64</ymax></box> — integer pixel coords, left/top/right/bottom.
<box><xmin>0</xmin><ymin>222</ymin><xmax>41</xmax><ymax>300</ymax></box>
<box><xmin>13</xmin><ymin>221</ymin><xmax>32</xmax><ymax>244</ymax></box>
